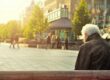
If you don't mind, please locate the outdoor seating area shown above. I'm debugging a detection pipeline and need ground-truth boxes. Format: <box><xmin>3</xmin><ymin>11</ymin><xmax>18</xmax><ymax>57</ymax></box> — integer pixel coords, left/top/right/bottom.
<box><xmin>0</xmin><ymin>0</ymin><xmax>110</xmax><ymax>79</ymax></box>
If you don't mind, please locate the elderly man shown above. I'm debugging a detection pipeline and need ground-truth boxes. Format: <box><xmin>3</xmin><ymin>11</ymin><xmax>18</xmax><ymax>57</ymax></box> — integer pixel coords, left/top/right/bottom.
<box><xmin>75</xmin><ymin>24</ymin><xmax>110</xmax><ymax>70</ymax></box>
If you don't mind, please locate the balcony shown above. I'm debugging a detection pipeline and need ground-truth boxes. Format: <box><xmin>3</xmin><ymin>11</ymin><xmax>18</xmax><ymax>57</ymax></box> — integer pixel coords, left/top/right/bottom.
<box><xmin>47</xmin><ymin>7</ymin><xmax>69</xmax><ymax>22</ymax></box>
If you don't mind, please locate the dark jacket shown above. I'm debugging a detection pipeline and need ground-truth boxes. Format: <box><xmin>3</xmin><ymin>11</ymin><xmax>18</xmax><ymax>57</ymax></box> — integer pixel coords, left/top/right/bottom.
<box><xmin>75</xmin><ymin>33</ymin><xmax>110</xmax><ymax>70</ymax></box>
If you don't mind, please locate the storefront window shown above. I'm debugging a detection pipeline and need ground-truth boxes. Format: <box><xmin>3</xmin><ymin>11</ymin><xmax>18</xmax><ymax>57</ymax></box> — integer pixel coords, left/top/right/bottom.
<box><xmin>60</xmin><ymin>30</ymin><xmax>65</xmax><ymax>41</ymax></box>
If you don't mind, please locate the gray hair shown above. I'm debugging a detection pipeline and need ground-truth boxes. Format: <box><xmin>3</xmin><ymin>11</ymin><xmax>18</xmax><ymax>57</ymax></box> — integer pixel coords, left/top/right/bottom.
<box><xmin>81</xmin><ymin>24</ymin><xmax>101</xmax><ymax>36</ymax></box>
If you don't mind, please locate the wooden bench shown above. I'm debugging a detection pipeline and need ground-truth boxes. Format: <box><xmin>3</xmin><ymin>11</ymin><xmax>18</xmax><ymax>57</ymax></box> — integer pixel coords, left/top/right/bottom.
<box><xmin>0</xmin><ymin>71</ymin><xmax>110</xmax><ymax>80</ymax></box>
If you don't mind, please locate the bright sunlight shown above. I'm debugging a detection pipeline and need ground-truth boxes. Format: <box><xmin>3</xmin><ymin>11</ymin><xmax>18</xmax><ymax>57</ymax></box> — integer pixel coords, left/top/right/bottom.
<box><xmin>0</xmin><ymin>0</ymin><xmax>44</xmax><ymax>24</ymax></box>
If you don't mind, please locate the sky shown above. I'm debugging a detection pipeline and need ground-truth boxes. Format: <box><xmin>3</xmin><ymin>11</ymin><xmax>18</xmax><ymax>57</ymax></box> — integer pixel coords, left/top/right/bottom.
<box><xmin>0</xmin><ymin>0</ymin><xmax>44</xmax><ymax>24</ymax></box>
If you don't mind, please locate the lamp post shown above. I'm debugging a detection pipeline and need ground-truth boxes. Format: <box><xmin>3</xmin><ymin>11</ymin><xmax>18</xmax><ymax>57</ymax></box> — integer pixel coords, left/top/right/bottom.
<box><xmin>103</xmin><ymin>0</ymin><xmax>107</xmax><ymax>30</ymax></box>
<box><xmin>91</xmin><ymin>8</ymin><xmax>100</xmax><ymax>25</ymax></box>
<box><xmin>103</xmin><ymin>10</ymin><xmax>107</xmax><ymax>30</ymax></box>
<box><xmin>96</xmin><ymin>8</ymin><xmax>101</xmax><ymax>25</ymax></box>
<box><xmin>91</xmin><ymin>0</ymin><xmax>95</xmax><ymax>24</ymax></box>
<box><xmin>91</xmin><ymin>8</ymin><xmax>96</xmax><ymax>24</ymax></box>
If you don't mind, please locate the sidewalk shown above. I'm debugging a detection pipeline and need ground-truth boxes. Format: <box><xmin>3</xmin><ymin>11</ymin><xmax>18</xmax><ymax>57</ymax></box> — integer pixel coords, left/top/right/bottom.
<box><xmin>1</xmin><ymin>42</ymin><xmax>28</xmax><ymax>47</ymax></box>
<box><xmin>0</xmin><ymin>43</ymin><xmax>78</xmax><ymax>71</ymax></box>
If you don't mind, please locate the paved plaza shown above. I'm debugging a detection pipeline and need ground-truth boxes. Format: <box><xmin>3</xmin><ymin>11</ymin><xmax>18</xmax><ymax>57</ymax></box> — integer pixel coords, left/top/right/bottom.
<box><xmin>0</xmin><ymin>43</ymin><xmax>78</xmax><ymax>71</ymax></box>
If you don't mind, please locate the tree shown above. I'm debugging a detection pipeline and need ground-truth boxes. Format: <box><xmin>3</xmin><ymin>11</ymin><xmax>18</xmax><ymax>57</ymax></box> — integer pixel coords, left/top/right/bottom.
<box><xmin>6</xmin><ymin>20</ymin><xmax>21</xmax><ymax>39</ymax></box>
<box><xmin>72</xmin><ymin>0</ymin><xmax>91</xmax><ymax>37</ymax></box>
<box><xmin>23</xmin><ymin>5</ymin><xmax>48</xmax><ymax>39</ymax></box>
<box><xmin>23</xmin><ymin>24</ymin><xmax>33</xmax><ymax>39</ymax></box>
<box><xmin>0</xmin><ymin>20</ymin><xmax>21</xmax><ymax>41</ymax></box>
<box><xmin>0</xmin><ymin>24</ymin><xmax>6</xmax><ymax>40</ymax></box>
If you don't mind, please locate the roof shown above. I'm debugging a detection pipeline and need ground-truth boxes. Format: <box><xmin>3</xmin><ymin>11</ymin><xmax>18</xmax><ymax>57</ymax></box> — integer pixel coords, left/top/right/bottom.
<box><xmin>49</xmin><ymin>18</ymin><xmax>72</xmax><ymax>29</ymax></box>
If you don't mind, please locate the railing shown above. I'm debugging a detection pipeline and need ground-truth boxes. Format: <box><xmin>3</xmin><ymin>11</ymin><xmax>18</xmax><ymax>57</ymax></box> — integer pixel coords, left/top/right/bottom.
<box><xmin>0</xmin><ymin>71</ymin><xmax>110</xmax><ymax>80</ymax></box>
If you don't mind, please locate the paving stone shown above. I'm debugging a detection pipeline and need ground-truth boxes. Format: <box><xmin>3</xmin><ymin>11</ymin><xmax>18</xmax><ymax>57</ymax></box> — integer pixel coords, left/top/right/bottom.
<box><xmin>0</xmin><ymin>43</ymin><xmax>78</xmax><ymax>71</ymax></box>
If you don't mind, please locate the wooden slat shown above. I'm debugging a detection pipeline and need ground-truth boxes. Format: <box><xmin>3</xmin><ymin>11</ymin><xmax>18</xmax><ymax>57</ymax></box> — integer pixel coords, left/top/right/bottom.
<box><xmin>0</xmin><ymin>71</ymin><xmax>109</xmax><ymax>80</ymax></box>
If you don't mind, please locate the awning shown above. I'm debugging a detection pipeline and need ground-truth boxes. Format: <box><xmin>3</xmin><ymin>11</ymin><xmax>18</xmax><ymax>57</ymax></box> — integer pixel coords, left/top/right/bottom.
<box><xmin>49</xmin><ymin>18</ymin><xmax>72</xmax><ymax>29</ymax></box>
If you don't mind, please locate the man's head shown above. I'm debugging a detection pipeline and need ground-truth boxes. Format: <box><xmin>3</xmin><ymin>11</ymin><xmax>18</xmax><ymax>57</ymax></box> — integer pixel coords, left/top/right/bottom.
<box><xmin>81</xmin><ymin>24</ymin><xmax>101</xmax><ymax>43</ymax></box>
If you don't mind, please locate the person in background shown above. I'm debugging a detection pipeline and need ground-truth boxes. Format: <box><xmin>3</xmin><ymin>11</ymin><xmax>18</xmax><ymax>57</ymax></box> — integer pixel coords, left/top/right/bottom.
<box><xmin>75</xmin><ymin>24</ymin><xmax>110</xmax><ymax>70</ymax></box>
<box><xmin>15</xmin><ymin>34</ymin><xmax>20</xmax><ymax>48</ymax></box>
<box><xmin>51</xmin><ymin>32</ymin><xmax>56</xmax><ymax>49</ymax></box>
<box><xmin>9</xmin><ymin>35</ymin><xmax>15</xmax><ymax>48</ymax></box>
<box><xmin>56</xmin><ymin>35</ymin><xmax>61</xmax><ymax>49</ymax></box>
<box><xmin>65</xmin><ymin>37</ymin><xmax>68</xmax><ymax>50</ymax></box>
<box><xmin>46</xmin><ymin>33</ymin><xmax>51</xmax><ymax>49</ymax></box>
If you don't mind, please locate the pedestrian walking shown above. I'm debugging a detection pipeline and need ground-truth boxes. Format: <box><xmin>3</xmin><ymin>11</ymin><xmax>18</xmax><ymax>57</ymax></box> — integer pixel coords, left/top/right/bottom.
<box><xmin>51</xmin><ymin>33</ymin><xmax>56</xmax><ymax>49</ymax></box>
<box><xmin>65</xmin><ymin>37</ymin><xmax>68</xmax><ymax>50</ymax></box>
<box><xmin>15</xmin><ymin>35</ymin><xmax>20</xmax><ymax>48</ymax></box>
<box><xmin>9</xmin><ymin>35</ymin><xmax>15</xmax><ymax>48</ymax></box>
<box><xmin>46</xmin><ymin>33</ymin><xmax>51</xmax><ymax>49</ymax></box>
<box><xmin>56</xmin><ymin>35</ymin><xmax>61</xmax><ymax>49</ymax></box>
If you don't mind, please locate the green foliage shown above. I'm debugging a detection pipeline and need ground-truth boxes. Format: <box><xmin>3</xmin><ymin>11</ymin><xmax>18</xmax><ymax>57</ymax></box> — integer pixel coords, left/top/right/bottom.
<box><xmin>0</xmin><ymin>24</ymin><xmax>6</xmax><ymax>40</ymax></box>
<box><xmin>0</xmin><ymin>20</ymin><xmax>21</xmax><ymax>41</ymax></box>
<box><xmin>23</xmin><ymin>25</ymin><xmax>33</xmax><ymax>39</ymax></box>
<box><xmin>23</xmin><ymin>5</ymin><xmax>48</xmax><ymax>39</ymax></box>
<box><xmin>72</xmin><ymin>0</ymin><xmax>91</xmax><ymax>36</ymax></box>
<box><xmin>6</xmin><ymin>20</ymin><xmax>21</xmax><ymax>38</ymax></box>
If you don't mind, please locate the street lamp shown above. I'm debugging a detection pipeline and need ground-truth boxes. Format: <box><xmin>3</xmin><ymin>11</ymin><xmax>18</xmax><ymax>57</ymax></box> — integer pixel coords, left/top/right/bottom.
<box><xmin>91</xmin><ymin>8</ymin><xmax>100</xmax><ymax>25</ymax></box>
<box><xmin>96</xmin><ymin>8</ymin><xmax>101</xmax><ymax>25</ymax></box>
<box><xmin>91</xmin><ymin>8</ymin><xmax>96</xmax><ymax>24</ymax></box>
<box><xmin>103</xmin><ymin>9</ymin><xmax>107</xmax><ymax>30</ymax></box>
<box><xmin>103</xmin><ymin>0</ymin><xmax>107</xmax><ymax>31</ymax></box>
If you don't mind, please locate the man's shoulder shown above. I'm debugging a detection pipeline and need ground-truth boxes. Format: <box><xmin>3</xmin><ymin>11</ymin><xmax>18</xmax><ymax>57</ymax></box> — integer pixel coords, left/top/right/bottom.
<box><xmin>81</xmin><ymin>39</ymin><xmax>109</xmax><ymax>51</ymax></box>
<box><xmin>80</xmin><ymin>41</ymin><xmax>93</xmax><ymax>49</ymax></box>
<box><xmin>80</xmin><ymin>39</ymin><xmax>103</xmax><ymax>49</ymax></box>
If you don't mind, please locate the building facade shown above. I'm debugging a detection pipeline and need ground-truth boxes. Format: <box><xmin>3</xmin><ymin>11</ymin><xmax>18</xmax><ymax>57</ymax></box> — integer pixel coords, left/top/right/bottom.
<box><xmin>45</xmin><ymin>0</ymin><xmax>77</xmax><ymax>19</ymax></box>
<box><xmin>45</xmin><ymin>0</ymin><xmax>110</xmax><ymax>26</ymax></box>
<box><xmin>45</xmin><ymin>0</ymin><xmax>110</xmax><ymax>41</ymax></box>
<box><xmin>45</xmin><ymin>0</ymin><xmax>77</xmax><ymax>42</ymax></box>
<box><xmin>86</xmin><ymin>0</ymin><xmax>110</xmax><ymax>28</ymax></box>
